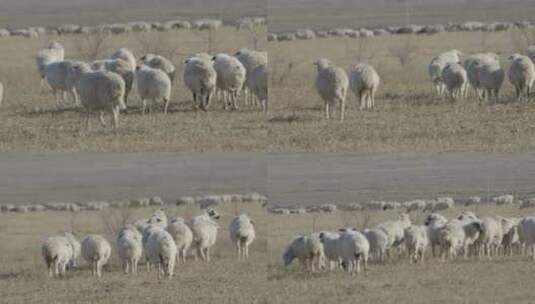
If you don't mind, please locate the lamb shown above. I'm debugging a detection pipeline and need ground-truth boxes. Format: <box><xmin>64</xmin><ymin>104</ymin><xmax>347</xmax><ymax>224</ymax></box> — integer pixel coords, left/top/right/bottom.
<box><xmin>282</xmin><ymin>233</ymin><xmax>324</xmax><ymax>272</ymax></box>
<box><xmin>81</xmin><ymin>235</ymin><xmax>111</xmax><ymax>277</ymax></box>
<box><xmin>35</xmin><ymin>41</ymin><xmax>64</xmax><ymax>89</ymax></box>
<box><xmin>404</xmin><ymin>225</ymin><xmax>429</xmax><ymax>263</ymax></box>
<box><xmin>183</xmin><ymin>55</ymin><xmax>217</xmax><ymax>110</ymax></box>
<box><xmin>508</xmin><ymin>54</ymin><xmax>535</xmax><ymax>102</ymax></box>
<box><xmin>92</xmin><ymin>58</ymin><xmax>135</xmax><ymax>106</ymax></box>
<box><xmin>376</xmin><ymin>213</ymin><xmax>412</xmax><ymax>255</ymax></box>
<box><xmin>141</xmin><ymin>54</ymin><xmax>176</xmax><ymax>83</ymax></box>
<box><xmin>41</xmin><ymin>236</ymin><xmax>73</xmax><ymax>277</ymax></box>
<box><xmin>136</xmin><ymin>65</ymin><xmax>172</xmax><ymax>114</ymax></box>
<box><xmin>314</xmin><ymin>59</ymin><xmax>349</xmax><ymax>121</ymax></box>
<box><xmin>249</xmin><ymin>64</ymin><xmax>268</xmax><ymax>112</ymax></box>
<box><xmin>441</xmin><ymin>62</ymin><xmax>467</xmax><ymax>101</ymax></box>
<box><xmin>166</xmin><ymin>216</ymin><xmax>193</xmax><ymax>263</ymax></box>
<box><xmin>362</xmin><ymin>228</ymin><xmax>389</xmax><ymax>263</ymax></box>
<box><xmin>229</xmin><ymin>214</ymin><xmax>256</xmax><ymax>259</ymax></box>
<box><xmin>145</xmin><ymin>229</ymin><xmax>177</xmax><ymax>278</ymax></box>
<box><xmin>337</xmin><ymin>228</ymin><xmax>369</xmax><ymax>275</ymax></box>
<box><xmin>44</xmin><ymin>60</ymin><xmax>82</xmax><ymax>107</ymax></box>
<box><xmin>473</xmin><ymin>60</ymin><xmax>505</xmax><ymax>103</ymax></box>
<box><xmin>190</xmin><ymin>209</ymin><xmax>220</xmax><ymax>262</ymax></box>
<box><xmin>213</xmin><ymin>53</ymin><xmax>247</xmax><ymax>110</ymax></box>
<box><xmin>518</xmin><ymin>216</ymin><xmax>535</xmax><ymax>260</ymax></box>
<box><xmin>117</xmin><ymin>225</ymin><xmax>143</xmax><ymax>274</ymax></box>
<box><xmin>68</xmin><ymin>62</ymin><xmax>126</xmax><ymax>130</ymax></box>
<box><xmin>349</xmin><ymin>63</ymin><xmax>380</xmax><ymax>110</ymax></box>
<box><xmin>63</xmin><ymin>232</ymin><xmax>81</xmax><ymax>269</ymax></box>
<box><xmin>234</xmin><ymin>49</ymin><xmax>268</xmax><ymax>106</ymax></box>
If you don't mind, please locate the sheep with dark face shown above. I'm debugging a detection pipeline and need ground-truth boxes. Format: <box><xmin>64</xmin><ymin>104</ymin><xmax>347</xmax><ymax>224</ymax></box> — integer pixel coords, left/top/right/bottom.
<box><xmin>283</xmin><ymin>233</ymin><xmax>324</xmax><ymax>272</ymax></box>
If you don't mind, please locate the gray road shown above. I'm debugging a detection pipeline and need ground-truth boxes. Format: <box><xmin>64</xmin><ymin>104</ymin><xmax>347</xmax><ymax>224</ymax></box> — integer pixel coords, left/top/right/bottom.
<box><xmin>1</xmin><ymin>152</ymin><xmax>535</xmax><ymax>206</ymax></box>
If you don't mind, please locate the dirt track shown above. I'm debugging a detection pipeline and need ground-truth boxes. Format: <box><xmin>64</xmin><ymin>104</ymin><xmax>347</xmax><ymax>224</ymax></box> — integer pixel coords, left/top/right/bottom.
<box><xmin>2</xmin><ymin>152</ymin><xmax>535</xmax><ymax>206</ymax></box>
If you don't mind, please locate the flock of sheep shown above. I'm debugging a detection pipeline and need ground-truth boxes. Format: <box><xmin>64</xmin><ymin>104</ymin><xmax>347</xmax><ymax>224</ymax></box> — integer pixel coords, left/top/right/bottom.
<box><xmin>282</xmin><ymin>210</ymin><xmax>535</xmax><ymax>275</ymax></box>
<box><xmin>0</xmin><ymin>17</ymin><xmax>266</xmax><ymax>39</ymax></box>
<box><xmin>27</xmin><ymin>40</ymin><xmax>268</xmax><ymax>129</ymax></box>
<box><xmin>41</xmin><ymin>208</ymin><xmax>256</xmax><ymax>279</ymax></box>
<box><xmin>268</xmin><ymin>19</ymin><xmax>535</xmax><ymax>42</ymax></box>
<box><xmin>313</xmin><ymin>46</ymin><xmax>535</xmax><ymax>122</ymax></box>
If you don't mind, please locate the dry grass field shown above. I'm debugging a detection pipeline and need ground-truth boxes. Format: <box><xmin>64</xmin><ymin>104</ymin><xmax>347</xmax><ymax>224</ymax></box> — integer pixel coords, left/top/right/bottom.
<box><xmin>0</xmin><ymin>203</ymin><xmax>269</xmax><ymax>304</ymax></box>
<box><xmin>268</xmin><ymin>29</ymin><xmax>535</xmax><ymax>152</ymax></box>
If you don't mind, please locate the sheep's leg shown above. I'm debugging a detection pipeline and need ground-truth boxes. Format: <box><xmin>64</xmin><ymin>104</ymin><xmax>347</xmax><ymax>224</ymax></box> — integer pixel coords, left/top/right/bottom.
<box><xmin>339</xmin><ymin>98</ymin><xmax>345</xmax><ymax>122</ymax></box>
<box><xmin>205</xmin><ymin>248</ymin><xmax>210</xmax><ymax>262</ymax></box>
<box><xmin>163</xmin><ymin>98</ymin><xmax>169</xmax><ymax>115</ymax></box>
<box><xmin>53</xmin><ymin>261</ymin><xmax>59</xmax><ymax>277</ymax></box>
<box><xmin>325</xmin><ymin>103</ymin><xmax>330</xmax><ymax>119</ymax></box>
<box><xmin>197</xmin><ymin>247</ymin><xmax>206</xmax><ymax>262</ymax></box>
<box><xmin>96</xmin><ymin>260</ymin><xmax>102</xmax><ymax>277</ymax></box>
<box><xmin>141</xmin><ymin>99</ymin><xmax>147</xmax><ymax>115</ymax></box>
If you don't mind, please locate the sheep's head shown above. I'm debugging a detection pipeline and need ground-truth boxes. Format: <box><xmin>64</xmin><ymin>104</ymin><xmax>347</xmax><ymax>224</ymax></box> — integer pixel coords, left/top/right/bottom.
<box><xmin>425</xmin><ymin>213</ymin><xmax>447</xmax><ymax>226</ymax></box>
<box><xmin>314</xmin><ymin>58</ymin><xmax>332</xmax><ymax>71</ymax></box>
<box><xmin>206</xmin><ymin>208</ymin><xmax>220</xmax><ymax>220</ymax></box>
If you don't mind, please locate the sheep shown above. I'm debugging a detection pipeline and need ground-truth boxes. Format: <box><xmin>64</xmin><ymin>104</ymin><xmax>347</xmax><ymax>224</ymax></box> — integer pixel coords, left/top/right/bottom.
<box><xmin>145</xmin><ymin>229</ymin><xmax>177</xmax><ymax>278</ymax></box>
<box><xmin>428</xmin><ymin>49</ymin><xmax>463</xmax><ymax>96</ymax></box>
<box><xmin>136</xmin><ymin>65</ymin><xmax>172</xmax><ymax>115</ymax></box>
<box><xmin>314</xmin><ymin>59</ymin><xmax>349</xmax><ymax>121</ymax></box>
<box><xmin>518</xmin><ymin>217</ymin><xmax>535</xmax><ymax>260</ymax></box>
<box><xmin>81</xmin><ymin>235</ymin><xmax>111</xmax><ymax>277</ymax></box>
<box><xmin>92</xmin><ymin>58</ymin><xmax>135</xmax><ymax>106</ymax></box>
<box><xmin>44</xmin><ymin>60</ymin><xmax>82</xmax><ymax>107</ymax></box>
<box><xmin>499</xmin><ymin>217</ymin><xmax>521</xmax><ymax>256</ymax></box>
<box><xmin>476</xmin><ymin>217</ymin><xmax>503</xmax><ymax>258</ymax></box>
<box><xmin>41</xmin><ymin>236</ymin><xmax>73</xmax><ymax>278</ymax></box>
<box><xmin>117</xmin><ymin>225</ymin><xmax>143</xmax><ymax>274</ymax></box>
<box><xmin>363</xmin><ymin>228</ymin><xmax>389</xmax><ymax>263</ymax></box>
<box><xmin>493</xmin><ymin>194</ymin><xmax>515</xmax><ymax>205</ymax></box>
<box><xmin>35</xmin><ymin>41</ymin><xmax>64</xmax><ymax>89</ymax></box>
<box><xmin>337</xmin><ymin>228</ymin><xmax>369</xmax><ymax>275</ymax></box>
<box><xmin>213</xmin><ymin>53</ymin><xmax>247</xmax><ymax>110</ymax></box>
<box><xmin>349</xmin><ymin>63</ymin><xmax>380</xmax><ymax>110</ymax></box>
<box><xmin>63</xmin><ymin>232</ymin><xmax>81</xmax><ymax>269</ymax></box>
<box><xmin>473</xmin><ymin>60</ymin><xmax>505</xmax><ymax>103</ymax></box>
<box><xmin>68</xmin><ymin>62</ymin><xmax>126</xmax><ymax>130</ymax></box>
<box><xmin>436</xmin><ymin>220</ymin><xmax>465</xmax><ymax>260</ymax></box>
<box><xmin>318</xmin><ymin>231</ymin><xmax>342</xmax><ymax>270</ymax></box>
<box><xmin>249</xmin><ymin>64</ymin><xmax>268</xmax><ymax>112</ymax></box>
<box><xmin>463</xmin><ymin>53</ymin><xmax>499</xmax><ymax>98</ymax></box>
<box><xmin>234</xmin><ymin>49</ymin><xmax>268</xmax><ymax>106</ymax></box>
<box><xmin>376</xmin><ymin>213</ymin><xmax>412</xmax><ymax>255</ymax></box>
<box><xmin>282</xmin><ymin>234</ymin><xmax>324</xmax><ymax>272</ymax></box>
<box><xmin>508</xmin><ymin>54</ymin><xmax>535</xmax><ymax>102</ymax></box>
<box><xmin>166</xmin><ymin>216</ymin><xmax>193</xmax><ymax>263</ymax></box>
<box><xmin>404</xmin><ymin>225</ymin><xmax>429</xmax><ymax>263</ymax></box>
<box><xmin>190</xmin><ymin>209</ymin><xmax>220</xmax><ymax>262</ymax></box>
<box><xmin>148</xmin><ymin>208</ymin><xmax>168</xmax><ymax>228</ymax></box>
<box><xmin>441</xmin><ymin>62</ymin><xmax>467</xmax><ymax>101</ymax></box>
<box><xmin>0</xmin><ymin>81</ymin><xmax>3</xmax><ymax>106</ymax></box>
<box><xmin>229</xmin><ymin>214</ymin><xmax>256</xmax><ymax>259</ymax></box>
<box><xmin>424</xmin><ymin>213</ymin><xmax>449</xmax><ymax>257</ymax></box>
<box><xmin>141</xmin><ymin>224</ymin><xmax>164</xmax><ymax>271</ymax></box>
<box><xmin>183</xmin><ymin>55</ymin><xmax>217</xmax><ymax>111</ymax></box>
<box><xmin>141</xmin><ymin>54</ymin><xmax>176</xmax><ymax>83</ymax></box>
<box><xmin>110</xmin><ymin>48</ymin><xmax>136</xmax><ymax>72</ymax></box>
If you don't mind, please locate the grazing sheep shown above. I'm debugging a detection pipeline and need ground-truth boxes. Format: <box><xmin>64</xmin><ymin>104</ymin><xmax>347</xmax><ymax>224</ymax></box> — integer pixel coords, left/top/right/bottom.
<box><xmin>404</xmin><ymin>225</ymin><xmax>429</xmax><ymax>263</ymax></box>
<box><xmin>44</xmin><ymin>60</ymin><xmax>82</xmax><ymax>107</ymax></box>
<box><xmin>63</xmin><ymin>232</ymin><xmax>81</xmax><ymax>269</ymax></box>
<box><xmin>41</xmin><ymin>236</ymin><xmax>73</xmax><ymax>278</ymax></box>
<box><xmin>68</xmin><ymin>62</ymin><xmax>126</xmax><ymax>130</ymax></box>
<box><xmin>92</xmin><ymin>58</ymin><xmax>135</xmax><ymax>106</ymax></box>
<box><xmin>518</xmin><ymin>217</ymin><xmax>535</xmax><ymax>260</ymax></box>
<box><xmin>141</xmin><ymin>54</ymin><xmax>176</xmax><ymax>83</ymax></box>
<box><xmin>136</xmin><ymin>65</ymin><xmax>172</xmax><ymax>114</ymax></box>
<box><xmin>318</xmin><ymin>231</ymin><xmax>342</xmax><ymax>270</ymax></box>
<box><xmin>337</xmin><ymin>228</ymin><xmax>370</xmax><ymax>275</ymax></box>
<box><xmin>473</xmin><ymin>60</ymin><xmax>505</xmax><ymax>103</ymax></box>
<box><xmin>441</xmin><ymin>62</ymin><xmax>467</xmax><ymax>101</ymax></box>
<box><xmin>35</xmin><ymin>41</ymin><xmax>64</xmax><ymax>89</ymax></box>
<box><xmin>283</xmin><ymin>234</ymin><xmax>324</xmax><ymax>272</ymax></box>
<box><xmin>363</xmin><ymin>228</ymin><xmax>389</xmax><ymax>263</ymax></box>
<box><xmin>145</xmin><ymin>229</ymin><xmax>177</xmax><ymax>278</ymax></box>
<box><xmin>166</xmin><ymin>216</ymin><xmax>193</xmax><ymax>263</ymax></box>
<box><xmin>314</xmin><ymin>59</ymin><xmax>349</xmax><ymax>121</ymax></box>
<box><xmin>81</xmin><ymin>235</ymin><xmax>111</xmax><ymax>277</ymax></box>
<box><xmin>213</xmin><ymin>53</ymin><xmax>247</xmax><ymax>110</ymax></box>
<box><xmin>190</xmin><ymin>209</ymin><xmax>220</xmax><ymax>262</ymax></box>
<box><xmin>117</xmin><ymin>225</ymin><xmax>143</xmax><ymax>274</ymax></box>
<box><xmin>377</xmin><ymin>213</ymin><xmax>412</xmax><ymax>254</ymax></box>
<box><xmin>349</xmin><ymin>63</ymin><xmax>380</xmax><ymax>110</ymax></box>
<box><xmin>249</xmin><ymin>64</ymin><xmax>268</xmax><ymax>112</ymax></box>
<box><xmin>229</xmin><ymin>214</ymin><xmax>256</xmax><ymax>259</ymax></box>
<box><xmin>183</xmin><ymin>55</ymin><xmax>217</xmax><ymax>110</ymax></box>
<box><xmin>508</xmin><ymin>54</ymin><xmax>535</xmax><ymax>102</ymax></box>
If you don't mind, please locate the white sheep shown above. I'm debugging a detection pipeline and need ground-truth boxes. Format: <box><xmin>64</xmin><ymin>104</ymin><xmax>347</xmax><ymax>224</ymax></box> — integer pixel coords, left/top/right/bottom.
<box><xmin>81</xmin><ymin>235</ymin><xmax>111</xmax><ymax>277</ymax></box>
<box><xmin>117</xmin><ymin>225</ymin><xmax>143</xmax><ymax>274</ymax></box>
<box><xmin>136</xmin><ymin>65</ymin><xmax>172</xmax><ymax>115</ymax></box>
<box><xmin>141</xmin><ymin>54</ymin><xmax>176</xmax><ymax>83</ymax></box>
<box><xmin>41</xmin><ymin>236</ymin><xmax>73</xmax><ymax>277</ymax></box>
<box><xmin>63</xmin><ymin>232</ymin><xmax>81</xmax><ymax>269</ymax></box>
<box><xmin>110</xmin><ymin>48</ymin><xmax>137</xmax><ymax>73</ymax></box>
<box><xmin>499</xmin><ymin>217</ymin><xmax>521</xmax><ymax>256</ymax></box>
<box><xmin>314</xmin><ymin>58</ymin><xmax>349</xmax><ymax>121</ymax></box>
<box><xmin>229</xmin><ymin>214</ymin><xmax>256</xmax><ymax>259</ymax></box>
<box><xmin>190</xmin><ymin>209</ymin><xmax>220</xmax><ymax>262</ymax></box>
<box><xmin>68</xmin><ymin>62</ymin><xmax>126</xmax><ymax>130</ymax></box>
<box><xmin>145</xmin><ymin>229</ymin><xmax>177</xmax><ymax>278</ymax></box>
<box><xmin>35</xmin><ymin>41</ymin><xmax>64</xmax><ymax>89</ymax></box>
<box><xmin>476</xmin><ymin>217</ymin><xmax>503</xmax><ymax>258</ymax></box>
<box><xmin>234</xmin><ymin>49</ymin><xmax>268</xmax><ymax>106</ymax></box>
<box><xmin>249</xmin><ymin>64</ymin><xmax>268</xmax><ymax>112</ymax></box>
<box><xmin>166</xmin><ymin>216</ymin><xmax>193</xmax><ymax>263</ymax></box>
<box><xmin>213</xmin><ymin>53</ymin><xmax>247</xmax><ymax>110</ymax></box>
<box><xmin>518</xmin><ymin>216</ymin><xmax>535</xmax><ymax>260</ymax></box>
<box><xmin>428</xmin><ymin>49</ymin><xmax>463</xmax><ymax>96</ymax></box>
<box><xmin>441</xmin><ymin>62</ymin><xmax>467</xmax><ymax>101</ymax></box>
<box><xmin>318</xmin><ymin>231</ymin><xmax>342</xmax><ymax>270</ymax></box>
<box><xmin>404</xmin><ymin>225</ymin><xmax>429</xmax><ymax>263</ymax></box>
<box><xmin>473</xmin><ymin>60</ymin><xmax>505</xmax><ymax>103</ymax></box>
<box><xmin>463</xmin><ymin>53</ymin><xmax>499</xmax><ymax>98</ymax></box>
<box><xmin>183</xmin><ymin>55</ymin><xmax>217</xmax><ymax>110</ymax></box>
<box><xmin>363</xmin><ymin>228</ymin><xmax>389</xmax><ymax>263</ymax></box>
<box><xmin>349</xmin><ymin>63</ymin><xmax>380</xmax><ymax>110</ymax></box>
<box><xmin>337</xmin><ymin>228</ymin><xmax>369</xmax><ymax>275</ymax></box>
<box><xmin>283</xmin><ymin>234</ymin><xmax>324</xmax><ymax>272</ymax></box>
<box><xmin>508</xmin><ymin>54</ymin><xmax>535</xmax><ymax>102</ymax></box>
<box><xmin>44</xmin><ymin>60</ymin><xmax>81</xmax><ymax>107</ymax></box>
<box><xmin>377</xmin><ymin>213</ymin><xmax>412</xmax><ymax>255</ymax></box>
<box><xmin>424</xmin><ymin>213</ymin><xmax>448</xmax><ymax>257</ymax></box>
<box><xmin>92</xmin><ymin>58</ymin><xmax>135</xmax><ymax>106</ymax></box>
